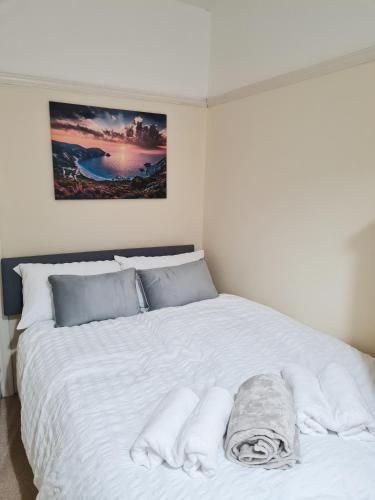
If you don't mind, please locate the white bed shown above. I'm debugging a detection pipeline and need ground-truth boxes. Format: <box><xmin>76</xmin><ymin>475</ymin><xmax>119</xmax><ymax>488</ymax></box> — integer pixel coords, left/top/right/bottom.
<box><xmin>17</xmin><ymin>294</ymin><xmax>375</xmax><ymax>500</ymax></box>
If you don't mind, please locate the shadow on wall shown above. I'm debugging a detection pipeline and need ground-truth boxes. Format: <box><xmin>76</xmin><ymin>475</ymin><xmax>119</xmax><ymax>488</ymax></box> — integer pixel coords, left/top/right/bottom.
<box><xmin>9</xmin><ymin>322</ymin><xmax>20</xmax><ymax>392</ymax></box>
<box><xmin>0</xmin><ymin>315</ymin><xmax>19</xmax><ymax>397</ymax></box>
<box><xmin>349</xmin><ymin>221</ymin><xmax>375</xmax><ymax>357</ymax></box>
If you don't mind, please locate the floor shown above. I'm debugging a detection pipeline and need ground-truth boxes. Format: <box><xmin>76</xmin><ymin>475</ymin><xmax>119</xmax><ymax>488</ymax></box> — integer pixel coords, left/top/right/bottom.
<box><xmin>0</xmin><ymin>396</ymin><xmax>37</xmax><ymax>500</ymax></box>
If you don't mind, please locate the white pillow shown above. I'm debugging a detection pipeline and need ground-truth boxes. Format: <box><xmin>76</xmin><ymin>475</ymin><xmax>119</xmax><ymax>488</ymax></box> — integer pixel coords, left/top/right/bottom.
<box><xmin>114</xmin><ymin>250</ymin><xmax>204</xmax><ymax>271</ymax></box>
<box><xmin>114</xmin><ymin>250</ymin><xmax>204</xmax><ymax>311</ymax></box>
<box><xmin>15</xmin><ymin>260</ymin><xmax>121</xmax><ymax>330</ymax></box>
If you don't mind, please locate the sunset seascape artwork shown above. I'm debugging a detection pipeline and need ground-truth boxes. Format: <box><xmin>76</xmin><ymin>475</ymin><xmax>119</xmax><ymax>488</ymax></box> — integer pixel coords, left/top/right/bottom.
<box><xmin>49</xmin><ymin>101</ymin><xmax>167</xmax><ymax>199</ymax></box>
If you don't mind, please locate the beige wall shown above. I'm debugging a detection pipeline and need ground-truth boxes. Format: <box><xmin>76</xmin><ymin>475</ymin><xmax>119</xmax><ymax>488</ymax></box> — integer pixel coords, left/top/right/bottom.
<box><xmin>0</xmin><ymin>84</ymin><xmax>207</xmax><ymax>395</ymax></box>
<box><xmin>204</xmin><ymin>61</ymin><xmax>375</xmax><ymax>356</ymax></box>
<box><xmin>0</xmin><ymin>85</ymin><xmax>206</xmax><ymax>257</ymax></box>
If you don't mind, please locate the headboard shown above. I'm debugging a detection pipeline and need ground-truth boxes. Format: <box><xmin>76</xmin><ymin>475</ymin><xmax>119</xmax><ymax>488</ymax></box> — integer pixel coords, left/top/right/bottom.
<box><xmin>1</xmin><ymin>244</ymin><xmax>194</xmax><ymax>317</ymax></box>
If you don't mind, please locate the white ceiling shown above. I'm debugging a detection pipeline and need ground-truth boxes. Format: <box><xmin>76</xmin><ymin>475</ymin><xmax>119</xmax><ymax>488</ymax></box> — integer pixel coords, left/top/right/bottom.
<box><xmin>178</xmin><ymin>0</ymin><xmax>217</xmax><ymax>12</ymax></box>
<box><xmin>0</xmin><ymin>0</ymin><xmax>210</xmax><ymax>99</ymax></box>
<box><xmin>2</xmin><ymin>0</ymin><xmax>375</xmax><ymax>99</ymax></box>
<box><xmin>209</xmin><ymin>0</ymin><xmax>375</xmax><ymax>96</ymax></box>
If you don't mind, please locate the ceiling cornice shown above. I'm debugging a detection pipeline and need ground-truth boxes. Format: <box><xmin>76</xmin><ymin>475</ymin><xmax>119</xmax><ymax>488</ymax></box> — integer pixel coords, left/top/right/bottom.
<box><xmin>208</xmin><ymin>45</ymin><xmax>375</xmax><ymax>107</ymax></box>
<box><xmin>0</xmin><ymin>72</ymin><xmax>207</xmax><ymax>108</ymax></box>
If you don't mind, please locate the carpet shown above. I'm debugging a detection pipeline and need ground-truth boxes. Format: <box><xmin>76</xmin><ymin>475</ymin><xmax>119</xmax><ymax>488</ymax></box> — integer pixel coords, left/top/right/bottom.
<box><xmin>0</xmin><ymin>396</ymin><xmax>37</xmax><ymax>500</ymax></box>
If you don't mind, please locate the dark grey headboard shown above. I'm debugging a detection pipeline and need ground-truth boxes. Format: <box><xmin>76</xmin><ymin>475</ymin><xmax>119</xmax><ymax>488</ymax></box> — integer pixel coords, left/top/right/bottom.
<box><xmin>1</xmin><ymin>245</ymin><xmax>194</xmax><ymax>316</ymax></box>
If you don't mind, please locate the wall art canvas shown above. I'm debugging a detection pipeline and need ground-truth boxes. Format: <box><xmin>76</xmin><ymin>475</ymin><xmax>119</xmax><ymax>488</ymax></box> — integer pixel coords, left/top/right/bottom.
<box><xmin>49</xmin><ymin>101</ymin><xmax>167</xmax><ymax>199</ymax></box>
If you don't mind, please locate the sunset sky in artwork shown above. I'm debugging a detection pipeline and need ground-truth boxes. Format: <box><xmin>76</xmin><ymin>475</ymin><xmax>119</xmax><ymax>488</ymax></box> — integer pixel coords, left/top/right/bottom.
<box><xmin>49</xmin><ymin>101</ymin><xmax>167</xmax><ymax>157</ymax></box>
<box><xmin>51</xmin><ymin>128</ymin><xmax>165</xmax><ymax>156</ymax></box>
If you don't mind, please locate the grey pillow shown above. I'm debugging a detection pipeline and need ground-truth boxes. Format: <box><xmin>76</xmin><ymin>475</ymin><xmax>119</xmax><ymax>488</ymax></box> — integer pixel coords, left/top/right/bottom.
<box><xmin>138</xmin><ymin>259</ymin><xmax>218</xmax><ymax>311</ymax></box>
<box><xmin>49</xmin><ymin>268</ymin><xmax>140</xmax><ymax>327</ymax></box>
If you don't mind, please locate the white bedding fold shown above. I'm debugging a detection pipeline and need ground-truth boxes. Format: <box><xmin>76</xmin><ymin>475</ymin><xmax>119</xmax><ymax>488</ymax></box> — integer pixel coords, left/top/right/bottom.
<box><xmin>282</xmin><ymin>362</ymin><xmax>375</xmax><ymax>440</ymax></box>
<box><xmin>130</xmin><ymin>387</ymin><xmax>199</xmax><ymax>469</ymax></box>
<box><xmin>174</xmin><ymin>386</ymin><xmax>234</xmax><ymax>478</ymax></box>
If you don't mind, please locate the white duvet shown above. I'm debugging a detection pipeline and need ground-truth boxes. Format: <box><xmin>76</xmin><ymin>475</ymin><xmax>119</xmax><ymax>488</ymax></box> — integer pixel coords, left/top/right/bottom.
<box><xmin>17</xmin><ymin>294</ymin><xmax>375</xmax><ymax>500</ymax></box>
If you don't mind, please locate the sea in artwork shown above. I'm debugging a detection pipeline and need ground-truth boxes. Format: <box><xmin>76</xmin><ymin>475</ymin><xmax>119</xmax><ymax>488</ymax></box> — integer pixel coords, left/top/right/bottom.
<box><xmin>77</xmin><ymin>144</ymin><xmax>165</xmax><ymax>181</ymax></box>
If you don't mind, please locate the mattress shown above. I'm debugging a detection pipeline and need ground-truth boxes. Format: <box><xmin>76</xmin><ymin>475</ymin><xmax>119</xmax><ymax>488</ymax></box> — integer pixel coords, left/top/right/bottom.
<box><xmin>17</xmin><ymin>294</ymin><xmax>375</xmax><ymax>500</ymax></box>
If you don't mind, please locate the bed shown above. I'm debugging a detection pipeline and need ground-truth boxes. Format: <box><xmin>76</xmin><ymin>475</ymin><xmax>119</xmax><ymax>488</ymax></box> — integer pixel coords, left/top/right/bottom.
<box><xmin>3</xmin><ymin>247</ymin><xmax>375</xmax><ymax>499</ymax></box>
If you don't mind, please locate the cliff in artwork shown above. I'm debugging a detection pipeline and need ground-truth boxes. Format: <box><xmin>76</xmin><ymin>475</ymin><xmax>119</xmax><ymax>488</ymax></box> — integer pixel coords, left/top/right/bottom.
<box><xmin>52</xmin><ymin>141</ymin><xmax>166</xmax><ymax>199</ymax></box>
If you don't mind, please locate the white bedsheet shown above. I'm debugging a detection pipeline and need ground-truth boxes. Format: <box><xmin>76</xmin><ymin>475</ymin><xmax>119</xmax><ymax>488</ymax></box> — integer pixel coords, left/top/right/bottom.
<box><xmin>17</xmin><ymin>294</ymin><xmax>375</xmax><ymax>500</ymax></box>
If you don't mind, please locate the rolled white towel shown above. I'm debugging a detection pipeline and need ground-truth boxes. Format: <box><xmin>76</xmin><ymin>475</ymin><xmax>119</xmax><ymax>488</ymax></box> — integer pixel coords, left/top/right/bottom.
<box><xmin>281</xmin><ymin>363</ymin><xmax>334</xmax><ymax>435</ymax></box>
<box><xmin>174</xmin><ymin>386</ymin><xmax>234</xmax><ymax>478</ymax></box>
<box><xmin>130</xmin><ymin>387</ymin><xmax>199</xmax><ymax>469</ymax></box>
<box><xmin>319</xmin><ymin>363</ymin><xmax>375</xmax><ymax>441</ymax></box>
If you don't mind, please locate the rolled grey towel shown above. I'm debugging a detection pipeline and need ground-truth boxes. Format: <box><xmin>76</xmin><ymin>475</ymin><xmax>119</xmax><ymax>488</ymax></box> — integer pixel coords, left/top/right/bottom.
<box><xmin>225</xmin><ymin>374</ymin><xmax>299</xmax><ymax>469</ymax></box>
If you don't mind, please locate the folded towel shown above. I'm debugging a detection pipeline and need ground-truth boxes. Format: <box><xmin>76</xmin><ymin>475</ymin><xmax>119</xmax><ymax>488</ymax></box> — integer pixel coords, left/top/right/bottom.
<box><xmin>319</xmin><ymin>363</ymin><xmax>375</xmax><ymax>440</ymax></box>
<box><xmin>281</xmin><ymin>363</ymin><xmax>334</xmax><ymax>435</ymax></box>
<box><xmin>282</xmin><ymin>363</ymin><xmax>375</xmax><ymax>441</ymax></box>
<box><xmin>174</xmin><ymin>386</ymin><xmax>234</xmax><ymax>478</ymax></box>
<box><xmin>130</xmin><ymin>387</ymin><xmax>199</xmax><ymax>469</ymax></box>
<box><xmin>225</xmin><ymin>374</ymin><xmax>299</xmax><ymax>469</ymax></box>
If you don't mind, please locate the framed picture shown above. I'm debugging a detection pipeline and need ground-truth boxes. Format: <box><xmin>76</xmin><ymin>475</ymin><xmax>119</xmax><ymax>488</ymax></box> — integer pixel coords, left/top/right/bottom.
<box><xmin>49</xmin><ymin>101</ymin><xmax>167</xmax><ymax>199</ymax></box>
